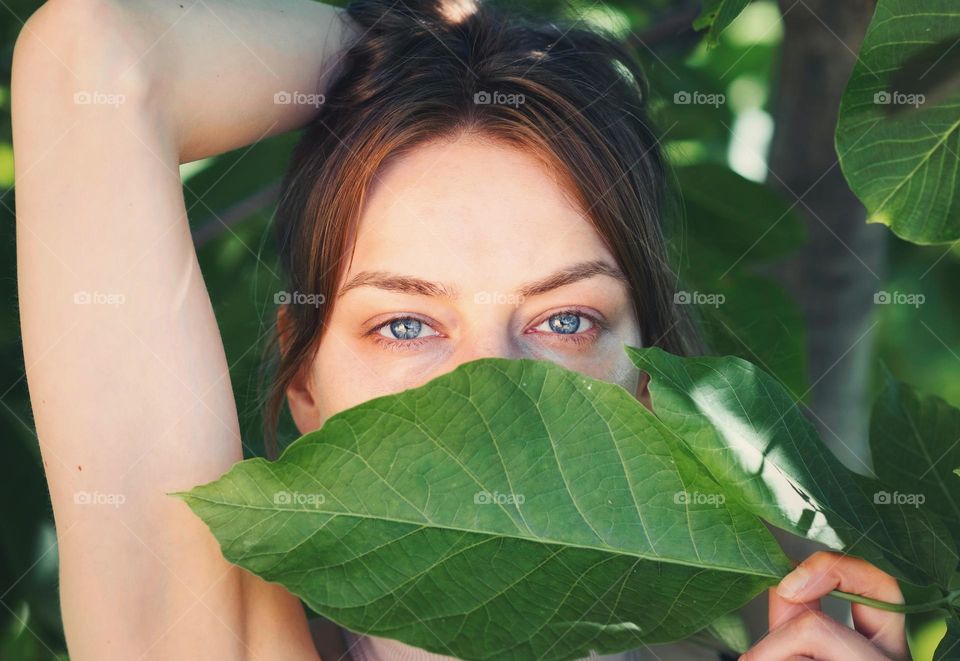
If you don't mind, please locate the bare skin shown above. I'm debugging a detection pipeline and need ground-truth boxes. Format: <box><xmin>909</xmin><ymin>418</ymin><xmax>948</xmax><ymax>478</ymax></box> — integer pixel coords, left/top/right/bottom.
<box><xmin>12</xmin><ymin>1</ymin><xmax>909</xmax><ymax>659</ymax></box>
<box><xmin>285</xmin><ymin>134</ymin><xmax>648</xmax><ymax>429</ymax></box>
<box><xmin>14</xmin><ymin>0</ymin><xmax>352</xmax><ymax>658</ymax></box>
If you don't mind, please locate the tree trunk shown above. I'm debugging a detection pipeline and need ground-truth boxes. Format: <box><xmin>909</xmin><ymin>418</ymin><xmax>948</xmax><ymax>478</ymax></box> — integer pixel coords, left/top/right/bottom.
<box><xmin>767</xmin><ymin>0</ymin><xmax>882</xmax><ymax>474</ymax></box>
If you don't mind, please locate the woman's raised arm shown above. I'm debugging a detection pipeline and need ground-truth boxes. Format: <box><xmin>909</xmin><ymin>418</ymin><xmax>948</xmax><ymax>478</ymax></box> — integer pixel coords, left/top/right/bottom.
<box><xmin>12</xmin><ymin>0</ymin><xmax>354</xmax><ymax>658</ymax></box>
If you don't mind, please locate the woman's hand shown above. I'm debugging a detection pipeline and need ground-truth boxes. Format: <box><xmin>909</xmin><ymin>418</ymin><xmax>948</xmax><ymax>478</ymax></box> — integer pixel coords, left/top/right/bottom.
<box><xmin>743</xmin><ymin>551</ymin><xmax>910</xmax><ymax>660</ymax></box>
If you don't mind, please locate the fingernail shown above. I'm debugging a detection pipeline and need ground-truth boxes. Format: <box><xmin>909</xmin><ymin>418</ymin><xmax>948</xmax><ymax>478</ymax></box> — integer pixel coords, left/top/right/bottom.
<box><xmin>777</xmin><ymin>566</ymin><xmax>811</xmax><ymax>599</ymax></box>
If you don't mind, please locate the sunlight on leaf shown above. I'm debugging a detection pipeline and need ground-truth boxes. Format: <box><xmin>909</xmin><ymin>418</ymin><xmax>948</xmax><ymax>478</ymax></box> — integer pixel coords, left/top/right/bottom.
<box><xmin>626</xmin><ymin>346</ymin><xmax>958</xmax><ymax>587</ymax></box>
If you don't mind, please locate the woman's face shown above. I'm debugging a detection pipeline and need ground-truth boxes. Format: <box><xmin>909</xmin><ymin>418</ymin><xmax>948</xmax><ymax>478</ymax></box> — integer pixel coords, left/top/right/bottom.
<box><xmin>287</xmin><ymin>133</ymin><xmax>648</xmax><ymax>432</ymax></box>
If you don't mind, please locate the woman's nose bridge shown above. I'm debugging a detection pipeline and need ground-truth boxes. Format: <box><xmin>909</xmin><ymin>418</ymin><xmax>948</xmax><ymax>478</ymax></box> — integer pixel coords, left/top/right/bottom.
<box><xmin>454</xmin><ymin>323</ymin><xmax>524</xmax><ymax>362</ymax></box>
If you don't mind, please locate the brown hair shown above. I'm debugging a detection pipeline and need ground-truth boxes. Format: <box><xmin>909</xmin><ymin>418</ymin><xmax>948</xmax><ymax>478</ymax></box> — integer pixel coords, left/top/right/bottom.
<box><xmin>264</xmin><ymin>0</ymin><xmax>700</xmax><ymax>455</ymax></box>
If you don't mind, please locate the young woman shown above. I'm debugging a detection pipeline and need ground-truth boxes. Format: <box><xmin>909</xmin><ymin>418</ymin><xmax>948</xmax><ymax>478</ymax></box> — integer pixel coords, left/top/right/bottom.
<box><xmin>13</xmin><ymin>0</ymin><xmax>909</xmax><ymax>658</ymax></box>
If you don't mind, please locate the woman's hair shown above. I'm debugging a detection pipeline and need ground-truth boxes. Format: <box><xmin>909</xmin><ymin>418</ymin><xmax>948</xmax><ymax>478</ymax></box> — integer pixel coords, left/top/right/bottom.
<box><xmin>263</xmin><ymin>0</ymin><xmax>701</xmax><ymax>455</ymax></box>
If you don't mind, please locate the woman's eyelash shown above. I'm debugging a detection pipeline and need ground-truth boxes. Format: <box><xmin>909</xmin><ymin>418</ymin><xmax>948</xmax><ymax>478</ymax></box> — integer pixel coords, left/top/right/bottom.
<box><xmin>365</xmin><ymin>315</ymin><xmax>440</xmax><ymax>351</ymax></box>
<box><xmin>526</xmin><ymin>310</ymin><xmax>606</xmax><ymax>347</ymax></box>
<box><xmin>370</xmin><ymin>333</ymin><xmax>434</xmax><ymax>351</ymax></box>
<box><xmin>539</xmin><ymin>309</ymin><xmax>606</xmax><ymax>332</ymax></box>
<box><xmin>366</xmin><ymin>315</ymin><xmax>422</xmax><ymax>331</ymax></box>
<box><xmin>367</xmin><ymin>309</ymin><xmax>607</xmax><ymax>351</ymax></box>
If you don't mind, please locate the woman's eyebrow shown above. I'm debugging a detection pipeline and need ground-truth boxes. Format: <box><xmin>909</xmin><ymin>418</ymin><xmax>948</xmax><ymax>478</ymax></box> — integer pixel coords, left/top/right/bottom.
<box><xmin>517</xmin><ymin>260</ymin><xmax>627</xmax><ymax>298</ymax></box>
<box><xmin>337</xmin><ymin>271</ymin><xmax>460</xmax><ymax>299</ymax></box>
<box><xmin>337</xmin><ymin>260</ymin><xmax>626</xmax><ymax>299</ymax></box>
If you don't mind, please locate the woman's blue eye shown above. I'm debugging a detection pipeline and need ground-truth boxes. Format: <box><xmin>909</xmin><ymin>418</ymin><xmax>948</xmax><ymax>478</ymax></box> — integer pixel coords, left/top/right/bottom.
<box><xmin>377</xmin><ymin>317</ymin><xmax>438</xmax><ymax>340</ymax></box>
<box><xmin>535</xmin><ymin>312</ymin><xmax>595</xmax><ymax>335</ymax></box>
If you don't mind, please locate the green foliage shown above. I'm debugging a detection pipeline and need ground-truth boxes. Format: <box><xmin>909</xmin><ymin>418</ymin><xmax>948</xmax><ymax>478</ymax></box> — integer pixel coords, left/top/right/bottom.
<box><xmin>874</xmin><ymin>240</ymin><xmax>960</xmax><ymax>407</ymax></box>
<box><xmin>872</xmin><ymin>375</ymin><xmax>960</xmax><ymax>657</ymax></box>
<box><xmin>871</xmin><ymin>374</ymin><xmax>960</xmax><ymax>538</ymax></box>
<box><xmin>181</xmin><ymin>347</ymin><xmax>960</xmax><ymax>659</ymax></box>
<box><xmin>179</xmin><ymin>354</ymin><xmax>791</xmax><ymax>660</ymax></box>
<box><xmin>186</xmin><ymin>135</ymin><xmax>300</xmax><ymax>450</ymax></box>
<box><xmin>673</xmin><ymin>164</ymin><xmax>807</xmax><ymax>398</ymax></box>
<box><xmin>693</xmin><ymin>0</ymin><xmax>752</xmax><ymax>47</ymax></box>
<box><xmin>677</xmin><ymin>165</ymin><xmax>805</xmax><ymax>266</ymax></box>
<box><xmin>627</xmin><ymin>347</ymin><xmax>957</xmax><ymax>588</ymax></box>
<box><xmin>699</xmin><ymin>611</ymin><xmax>750</xmax><ymax>654</ymax></box>
<box><xmin>935</xmin><ymin>617</ymin><xmax>960</xmax><ymax>660</ymax></box>
<box><xmin>836</xmin><ymin>0</ymin><xmax>960</xmax><ymax>244</ymax></box>
<box><xmin>0</xmin><ymin>603</ymin><xmax>66</xmax><ymax>661</ymax></box>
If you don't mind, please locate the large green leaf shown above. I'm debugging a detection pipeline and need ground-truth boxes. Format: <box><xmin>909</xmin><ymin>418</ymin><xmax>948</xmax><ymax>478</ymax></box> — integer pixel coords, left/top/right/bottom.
<box><xmin>871</xmin><ymin>376</ymin><xmax>960</xmax><ymax>536</ymax></box>
<box><xmin>626</xmin><ymin>346</ymin><xmax>958</xmax><ymax>588</ymax></box>
<box><xmin>836</xmin><ymin>0</ymin><xmax>960</xmax><ymax>244</ymax></box>
<box><xmin>698</xmin><ymin>611</ymin><xmax>750</xmax><ymax>655</ymax></box>
<box><xmin>870</xmin><ymin>374</ymin><xmax>960</xmax><ymax>568</ymax></box>
<box><xmin>179</xmin><ymin>357</ymin><xmax>790</xmax><ymax>660</ymax></box>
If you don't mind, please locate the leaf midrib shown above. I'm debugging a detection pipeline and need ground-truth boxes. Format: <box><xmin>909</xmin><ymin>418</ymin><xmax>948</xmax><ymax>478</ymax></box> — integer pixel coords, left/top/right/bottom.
<box><xmin>181</xmin><ymin>493</ymin><xmax>784</xmax><ymax>579</ymax></box>
<box><xmin>871</xmin><ymin>115</ymin><xmax>960</xmax><ymax>216</ymax></box>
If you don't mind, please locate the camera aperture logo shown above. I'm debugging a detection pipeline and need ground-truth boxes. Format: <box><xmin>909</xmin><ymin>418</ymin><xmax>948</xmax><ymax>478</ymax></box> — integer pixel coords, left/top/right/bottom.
<box><xmin>873</xmin><ymin>90</ymin><xmax>925</xmax><ymax>108</ymax></box>
<box><xmin>74</xmin><ymin>290</ymin><xmax>126</xmax><ymax>307</ymax></box>
<box><xmin>274</xmin><ymin>290</ymin><xmax>325</xmax><ymax>307</ymax></box>
<box><xmin>273</xmin><ymin>490</ymin><xmax>326</xmax><ymax>508</ymax></box>
<box><xmin>474</xmin><ymin>490</ymin><xmax>525</xmax><ymax>506</ymax></box>
<box><xmin>673</xmin><ymin>490</ymin><xmax>725</xmax><ymax>506</ymax></box>
<box><xmin>274</xmin><ymin>90</ymin><xmax>326</xmax><ymax>108</ymax></box>
<box><xmin>874</xmin><ymin>490</ymin><xmax>925</xmax><ymax>508</ymax></box>
<box><xmin>473</xmin><ymin>90</ymin><xmax>525</xmax><ymax>108</ymax></box>
<box><xmin>874</xmin><ymin>290</ymin><xmax>924</xmax><ymax>308</ymax></box>
<box><xmin>674</xmin><ymin>290</ymin><xmax>725</xmax><ymax>308</ymax></box>
<box><xmin>74</xmin><ymin>490</ymin><xmax>126</xmax><ymax>508</ymax></box>
<box><xmin>474</xmin><ymin>291</ymin><xmax>525</xmax><ymax>307</ymax></box>
<box><xmin>673</xmin><ymin>90</ymin><xmax>725</xmax><ymax>108</ymax></box>
<box><xmin>73</xmin><ymin>90</ymin><xmax>126</xmax><ymax>108</ymax></box>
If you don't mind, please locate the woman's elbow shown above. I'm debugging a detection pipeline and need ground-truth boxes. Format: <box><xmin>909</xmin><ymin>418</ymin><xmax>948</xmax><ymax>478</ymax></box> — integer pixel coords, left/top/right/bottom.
<box><xmin>12</xmin><ymin>0</ymin><xmax>154</xmax><ymax>113</ymax></box>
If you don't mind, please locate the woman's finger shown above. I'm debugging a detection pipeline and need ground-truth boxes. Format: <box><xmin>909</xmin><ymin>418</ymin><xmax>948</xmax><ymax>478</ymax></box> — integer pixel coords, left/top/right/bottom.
<box><xmin>774</xmin><ymin>551</ymin><xmax>907</xmax><ymax>660</ymax></box>
<box><xmin>768</xmin><ymin>584</ymin><xmax>820</xmax><ymax>631</ymax></box>
<box><xmin>742</xmin><ymin>610</ymin><xmax>888</xmax><ymax>661</ymax></box>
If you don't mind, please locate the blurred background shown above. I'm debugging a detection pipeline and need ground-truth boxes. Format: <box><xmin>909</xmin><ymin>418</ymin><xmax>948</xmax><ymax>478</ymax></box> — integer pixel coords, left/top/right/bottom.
<box><xmin>1</xmin><ymin>0</ymin><xmax>958</xmax><ymax>658</ymax></box>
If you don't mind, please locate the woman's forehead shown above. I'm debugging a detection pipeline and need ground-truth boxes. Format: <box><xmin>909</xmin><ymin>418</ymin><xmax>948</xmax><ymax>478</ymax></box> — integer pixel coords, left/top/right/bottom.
<box><xmin>351</xmin><ymin>134</ymin><xmax>609</xmax><ymax>270</ymax></box>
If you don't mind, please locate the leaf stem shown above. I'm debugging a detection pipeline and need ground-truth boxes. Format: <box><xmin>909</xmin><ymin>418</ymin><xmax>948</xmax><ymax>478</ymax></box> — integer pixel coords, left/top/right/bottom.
<box><xmin>828</xmin><ymin>588</ymin><xmax>960</xmax><ymax>614</ymax></box>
